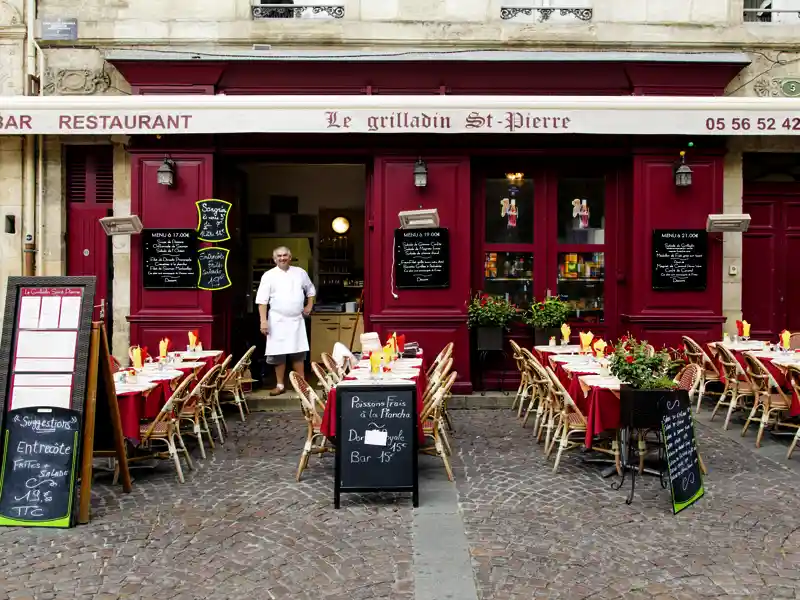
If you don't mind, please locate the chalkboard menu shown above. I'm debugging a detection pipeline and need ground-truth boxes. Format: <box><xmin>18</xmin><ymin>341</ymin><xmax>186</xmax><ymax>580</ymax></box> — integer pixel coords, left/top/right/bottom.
<box><xmin>652</xmin><ymin>229</ymin><xmax>708</xmax><ymax>291</ymax></box>
<box><xmin>394</xmin><ymin>228</ymin><xmax>450</xmax><ymax>289</ymax></box>
<box><xmin>198</xmin><ymin>247</ymin><xmax>232</xmax><ymax>291</ymax></box>
<box><xmin>196</xmin><ymin>199</ymin><xmax>231</xmax><ymax>243</ymax></box>
<box><xmin>661</xmin><ymin>391</ymin><xmax>704</xmax><ymax>514</ymax></box>
<box><xmin>335</xmin><ymin>383</ymin><xmax>419</xmax><ymax>508</ymax></box>
<box><xmin>142</xmin><ymin>229</ymin><xmax>198</xmax><ymax>289</ymax></box>
<box><xmin>0</xmin><ymin>407</ymin><xmax>81</xmax><ymax>527</ymax></box>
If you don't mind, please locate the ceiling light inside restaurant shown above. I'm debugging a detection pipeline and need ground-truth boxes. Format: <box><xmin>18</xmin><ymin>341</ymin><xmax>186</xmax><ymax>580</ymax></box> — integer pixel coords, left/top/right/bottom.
<box><xmin>332</xmin><ymin>216</ymin><xmax>350</xmax><ymax>234</ymax></box>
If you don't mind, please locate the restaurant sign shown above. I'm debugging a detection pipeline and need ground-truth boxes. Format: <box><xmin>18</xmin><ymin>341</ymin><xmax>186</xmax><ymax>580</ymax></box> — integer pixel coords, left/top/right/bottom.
<box><xmin>1</xmin><ymin>96</ymin><xmax>800</xmax><ymax>136</ymax></box>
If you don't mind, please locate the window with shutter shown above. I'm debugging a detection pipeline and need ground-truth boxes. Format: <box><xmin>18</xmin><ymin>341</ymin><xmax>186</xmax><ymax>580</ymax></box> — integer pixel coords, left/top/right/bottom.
<box><xmin>65</xmin><ymin>146</ymin><xmax>114</xmax><ymax>205</ymax></box>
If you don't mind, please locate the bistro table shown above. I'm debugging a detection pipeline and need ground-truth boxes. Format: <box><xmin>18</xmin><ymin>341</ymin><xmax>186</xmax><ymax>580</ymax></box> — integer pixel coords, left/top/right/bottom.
<box><xmin>534</xmin><ymin>344</ymin><xmax>582</xmax><ymax>364</ymax></box>
<box><xmin>321</xmin><ymin>357</ymin><xmax>427</xmax><ymax>444</ymax></box>
<box><xmin>770</xmin><ymin>355</ymin><xmax>800</xmax><ymax>415</ymax></box>
<box><xmin>115</xmin><ymin>368</ymin><xmax>186</xmax><ymax>442</ymax></box>
<box><xmin>578</xmin><ymin>374</ymin><xmax>622</xmax><ymax>450</ymax></box>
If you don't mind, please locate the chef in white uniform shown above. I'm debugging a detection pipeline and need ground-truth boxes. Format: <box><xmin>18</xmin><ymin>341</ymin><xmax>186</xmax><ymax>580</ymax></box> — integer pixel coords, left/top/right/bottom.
<box><xmin>255</xmin><ymin>246</ymin><xmax>315</xmax><ymax>396</ymax></box>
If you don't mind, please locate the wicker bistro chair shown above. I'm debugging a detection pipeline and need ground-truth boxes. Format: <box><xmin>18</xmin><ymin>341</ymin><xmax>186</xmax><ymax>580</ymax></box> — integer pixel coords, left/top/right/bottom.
<box><xmin>740</xmin><ymin>352</ymin><xmax>796</xmax><ymax>447</ymax></box>
<box><xmin>311</xmin><ymin>361</ymin><xmax>334</xmax><ymax>397</ymax></box>
<box><xmin>426</xmin><ymin>342</ymin><xmax>454</xmax><ymax>380</ymax></box>
<box><xmin>509</xmin><ymin>340</ymin><xmax>532</xmax><ymax>414</ymax></box>
<box><xmin>422</xmin><ymin>357</ymin><xmax>453</xmax><ymax>414</ymax></box>
<box><xmin>791</xmin><ymin>333</ymin><xmax>800</xmax><ymax>350</ymax></box>
<box><xmin>219</xmin><ymin>345</ymin><xmax>256</xmax><ymax>421</ymax></box>
<box><xmin>784</xmin><ymin>366</ymin><xmax>800</xmax><ymax>459</ymax></box>
<box><xmin>522</xmin><ymin>357</ymin><xmax>552</xmax><ymax>431</ymax></box>
<box><xmin>320</xmin><ymin>352</ymin><xmax>342</xmax><ymax>384</ymax></box>
<box><xmin>129</xmin><ymin>373</ymin><xmax>196</xmax><ymax>483</ymax></box>
<box><xmin>420</xmin><ymin>371</ymin><xmax>458</xmax><ymax>481</ymax></box>
<box><xmin>207</xmin><ymin>354</ymin><xmax>233</xmax><ymax>441</ymax></box>
<box><xmin>289</xmin><ymin>371</ymin><xmax>333</xmax><ymax>481</ymax></box>
<box><xmin>178</xmin><ymin>364</ymin><xmax>222</xmax><ymax>459</ymax></box>
<box><xmin>682</xmin><ymin>336</ymin><xmax>724</xmax><ymax>412</ymax></box>
<box><xmin>544</xmin><ymin>367</ymin><xmax>593</xmax><ymax>473</ymax></box>
<box><xmin>710</xmin><ymin>344</ymin><xmax>755</xmax><ymax>430</ymax></box>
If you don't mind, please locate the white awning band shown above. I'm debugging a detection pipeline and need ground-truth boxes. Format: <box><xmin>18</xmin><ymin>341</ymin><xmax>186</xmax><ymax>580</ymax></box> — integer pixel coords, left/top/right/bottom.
<box><xmin>0</xmin><ymin>94</ymin><xmax>798</xmax><ymax>136</ymax></box>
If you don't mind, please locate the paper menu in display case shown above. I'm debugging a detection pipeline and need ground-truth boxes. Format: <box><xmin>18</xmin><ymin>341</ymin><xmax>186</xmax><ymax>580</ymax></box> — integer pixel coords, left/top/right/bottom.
<box><xmin>8</xmin><ymin>288</ymin><xmax>84</xmax><ymax>411</ymax></box>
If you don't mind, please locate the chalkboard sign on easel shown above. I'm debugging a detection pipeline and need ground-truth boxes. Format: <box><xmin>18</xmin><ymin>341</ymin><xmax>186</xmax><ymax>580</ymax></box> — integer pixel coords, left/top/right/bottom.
<box><xmin>0</xmin><ymin>277</ymin><xmax>97</xmax><ymax>528</ymax></box>
<box><xmin>394</xmin><ymin>228</ymin><xmax>450</xmax><ymax>289</ymax></box>
<box><xmin>196</xmin><ymin>199</ymin><xmax>232</xmax><ymax>243</ymax></box>
<box><xmin>197</xmin><ymin>247</ymin><xmax>232</xmax><ymax>291</ymax></box>
<box><xmin>0</xmin><ymin>407</ymin><xmax>81</xmax><ymax>526</ymax></box>
<box><xmin>652</xmin><ymin>229</ymin><xmax>708</xmax><ymax>291</ymax></box>
<box><xmin>661</xmin><ymin>391</ymin><xmax>704</xmax><ymax>514</ymax></box>
<box><xmin>142</xmin><ymin>229</ymin><xmax>198</xmax><ymax>289</ymax></box>
<box><xmin>335</xmin><ymin>383</ymin><xmax>419</xmax><ymax>508</ymax></box>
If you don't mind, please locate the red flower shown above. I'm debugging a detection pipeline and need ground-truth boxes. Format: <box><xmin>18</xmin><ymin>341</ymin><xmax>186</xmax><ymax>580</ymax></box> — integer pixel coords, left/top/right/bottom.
<box><xmin>625</xmin><ymin>355</ymin><xmax>634</xmax><ymax>364</ymax></box>
<box><xmin>481</xmin><ymin>293</ymin><xmax>489</xmax><ymax>300</ymax></box>
<box><xmin>480</xmin><ymin>299</ymin><xmax>487</xmax><ymax>306</ymax></box>
<box><xmin>620</xmin><ymin>335</ymin><xmax>629</xmax><ymax>343</ymax></box>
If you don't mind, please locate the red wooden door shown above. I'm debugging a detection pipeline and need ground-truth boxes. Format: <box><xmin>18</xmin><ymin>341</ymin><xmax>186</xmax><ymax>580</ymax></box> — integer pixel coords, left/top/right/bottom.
<box><xmin>65</xmin><ymin>146</ymin><xmax>114</xmax><ymax>324</ymax></box>
<box><xmin>743</xmin><ymin>183</ymin><xmax>800</xmax><ymax>339</ymax></box>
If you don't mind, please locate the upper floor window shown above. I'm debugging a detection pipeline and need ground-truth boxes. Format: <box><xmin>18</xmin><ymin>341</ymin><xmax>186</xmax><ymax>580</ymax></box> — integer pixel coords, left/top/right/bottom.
<box><xmin>744</xmin><ymin>0</ymin><xmax>800</xmax><ymax>23</ymax></box>
<box><xmin>500</xmin><ymin>1</ymin><xmax>592</xmax><ymax>22</ymax></box>
<box><xmin>251</xmin><ymin>0</ymin><xmax>345</xmax><ymax>20</ymax></box>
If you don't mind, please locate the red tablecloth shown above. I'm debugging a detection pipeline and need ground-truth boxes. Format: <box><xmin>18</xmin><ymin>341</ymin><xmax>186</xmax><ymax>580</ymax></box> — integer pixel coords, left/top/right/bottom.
<box><xmin>321</xmin><ymin>371</ymin><xmax>428</xmax><ymax>444</ymax></box>
<box><xmin>117</xmin><ymin>378</ymin><xmax>177</xmax><ymax>442</ymax></box>
<box><xmin>584</xmin><ymin>386</ymin><xmax>621</xmax><ymax>449</ymax></box>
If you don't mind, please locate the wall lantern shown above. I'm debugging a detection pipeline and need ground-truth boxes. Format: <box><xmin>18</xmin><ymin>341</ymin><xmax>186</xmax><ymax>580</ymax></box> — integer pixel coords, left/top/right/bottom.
<box><xmin>156</xmin><ymin>157</ymin><xmax>176</xmax><ymax>187</ymax></box>
<box><xmin>674</xmin><ymin>151</ymin><xmax>693</xmax><ymax>188</ymax></box>
<box><xmin>331</xmin><ymin>216</ymin><xmax>350</xmax><ymax>234</ymax></box>
<box><xmin>413</xmin><ymin>158</ymin><xmax>428</xmax><ymax>188</ymax></box>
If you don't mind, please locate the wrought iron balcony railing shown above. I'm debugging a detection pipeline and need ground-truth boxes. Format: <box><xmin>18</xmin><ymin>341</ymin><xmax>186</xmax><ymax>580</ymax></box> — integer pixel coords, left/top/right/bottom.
<box><xmin>250</xmin><ymin>2</ymin><xmax>345</xmax><ymax>20</ymax></box>
<box><xmin>744</xmin><ymin>0</ymin><xmax>800</xmax><ymax>22</ymax></box>
<box><xmin>500</xmin><ymin>6</ymin><xmax>593</xmax><ymax>22</ymax></box>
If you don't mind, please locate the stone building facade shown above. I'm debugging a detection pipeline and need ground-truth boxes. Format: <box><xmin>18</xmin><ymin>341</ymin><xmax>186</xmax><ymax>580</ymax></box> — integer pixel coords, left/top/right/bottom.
<box><xmin>1</xmin><ymin>0</ymin><xmax>800</xmax><ymax>357</ymax></box>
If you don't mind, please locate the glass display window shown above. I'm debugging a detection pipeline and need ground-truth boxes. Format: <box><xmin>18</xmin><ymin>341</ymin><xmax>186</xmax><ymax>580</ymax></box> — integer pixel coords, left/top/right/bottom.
<box><xmin>484</xmin><ymin>173</ymin><xmax>534</xmax><ymax>245</ymax></box>
<box><xmin>483</xmin><ymin>251</ymin><xmax>534</xmax><ymax>309</ymax></box>
<box><xmin>557</xmin><ymin>251</ymin><xmax>605</xmax><ymax>324</ymax></box>
<box><xmin>557</xmin><ymin>177</ymin><xmax>605</xmax><ymax>245</ymax></box>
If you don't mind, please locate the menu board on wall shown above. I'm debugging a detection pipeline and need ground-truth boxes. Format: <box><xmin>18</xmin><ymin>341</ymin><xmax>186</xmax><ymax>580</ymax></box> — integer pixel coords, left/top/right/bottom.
<box><xmin>334</xmin><ymin>383</ymin><xmax>419</xmax><ymax>508</ymax></box>
<box><xmin>394</xmin><ymin>228</ymin><xmax>450</xmax><ymax>289</ymax></box>
<box><xmin>652</xmin><ymin>229</ymin><xmax>708</xmax><ymax>291</ymax></box>
<box><xmin>197</xmin><ymin>247</ymin><xmax>232</xmax><ymax>291</ymax></box>
<box><xmin>142</xmin><ymin>229</ymin><xmax>198</xmax><ymax>289</ymax></box>
<box><xmin>196</xmin><ymin>199</ymin><xmax>232</xmax><ymax>243</ymax></box>
<box><xmin>0</xmin><ymin>277</ymin><xmax>96</xmax><ymax>528</ymax></box>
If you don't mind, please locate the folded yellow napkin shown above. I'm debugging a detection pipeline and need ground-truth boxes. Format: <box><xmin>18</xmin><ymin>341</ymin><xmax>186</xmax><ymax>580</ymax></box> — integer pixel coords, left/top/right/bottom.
<box><xmin>159</xmin><ymin>338</ymin><xmax>169</xmax><ymax>359</ymax></box>
<box><xmin>561</xmin><ymin>323</ymin><xmax>571</xmax><ymax>342</ymax></box>
<box><xmin>188</xmin><ymin>331</ymin><xmax>197</xmax><ymax>349</ymax></box>
<box><xmin>781</xmin><ymin>330</ymin><xmax>791</xmax><ymax>349</ymax></box>
<box><xmin>580</xmin><ymin>331</ymin><xmax>594</xmax><ymax>351</ymax></box>
<box><xmin>132</xmin><ymin>346</ymin><xmax>143</xmax><ymax>369</ymax></box>
<box><xmin>742</xmin><ymin>320</ymin><xmax>751</xmax><ymax>337</ymax></box>
<box><xmin>370</xmin><ymin>352</ymin><xmax>381</xmax><ymax>373</ymax></box>
<box><xmin>594</xmin><ymin>339</ymin><xmax>607</xmax><ymax>358</ymax></box>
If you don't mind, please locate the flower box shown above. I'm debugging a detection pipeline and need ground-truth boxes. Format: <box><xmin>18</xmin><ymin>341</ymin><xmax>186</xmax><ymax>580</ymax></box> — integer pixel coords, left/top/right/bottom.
<box><xmin>476</xmin><ymin>327</ymin><xmax>504</xmax><ymax>352</ymax></box>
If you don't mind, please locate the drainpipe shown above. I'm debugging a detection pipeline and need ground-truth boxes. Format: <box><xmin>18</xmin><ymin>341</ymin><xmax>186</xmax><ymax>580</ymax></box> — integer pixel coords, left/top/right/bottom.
<box><xmin>21</xmin><ymin>0</ymin><xmax>38</xmax><ymax>276</ymax></box>
<box><xmin>34</xmin><ymin>41</ymin><xmax>45</xmax><ymax>276</ymax></box>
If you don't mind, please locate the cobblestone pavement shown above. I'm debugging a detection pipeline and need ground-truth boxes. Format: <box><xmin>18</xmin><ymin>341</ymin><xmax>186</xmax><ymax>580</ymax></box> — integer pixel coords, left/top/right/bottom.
<box><xmin>453</xmin><ymin>410</ymin><xmax>800</xmax><ymax>600</ymax></box>
<box><xmin>0</xmin><ymin>409</ymin><xmax>799</xmax><ymax>599</ymax></box>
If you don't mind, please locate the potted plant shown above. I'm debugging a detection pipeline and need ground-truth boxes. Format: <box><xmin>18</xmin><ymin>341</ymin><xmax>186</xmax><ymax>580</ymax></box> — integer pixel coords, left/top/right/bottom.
<box><xmin>609</xmin><ymin>335</ymin><xmax>679</xmax><ymax>429</ymax></box>
<box><xmin>525</xmin><ymin>297</ymin><xmax>571</xmax><ymax>347</ymax></box>
<box><xmin>467</xmin><ymin>293</ymin><xmax>518</xmax><ymax>351</ymax></box>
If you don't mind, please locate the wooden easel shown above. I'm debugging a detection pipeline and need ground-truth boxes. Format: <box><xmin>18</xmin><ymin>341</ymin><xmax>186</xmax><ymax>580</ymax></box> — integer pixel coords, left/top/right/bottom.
<box><xmin>349</xmin><ymin>289</ymin><xmax>365</xmax><ymax>350</ymax></box>
<box><xmin>78</xmin><ymin>322</ymin><xmax>132</xmax><ymax>524</ymax></box>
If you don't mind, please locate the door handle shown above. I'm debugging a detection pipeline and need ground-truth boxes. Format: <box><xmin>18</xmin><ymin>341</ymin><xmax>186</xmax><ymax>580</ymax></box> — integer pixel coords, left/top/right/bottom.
<box><xmin>96</xmin><ymin>298</ymin><xmax>105</xmax><ymax>319</ymax></box>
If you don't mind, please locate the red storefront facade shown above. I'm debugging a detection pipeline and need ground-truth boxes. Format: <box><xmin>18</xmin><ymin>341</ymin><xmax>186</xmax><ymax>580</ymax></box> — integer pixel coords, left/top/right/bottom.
<box><xmin>105</xmin><ymin>53</ymin><xmax>748</xmax><ymax>393</ymax></box>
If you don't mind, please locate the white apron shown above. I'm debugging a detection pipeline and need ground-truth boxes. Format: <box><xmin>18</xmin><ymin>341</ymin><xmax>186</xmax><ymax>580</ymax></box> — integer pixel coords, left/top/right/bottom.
<box><xmin>265</xmin><ymin>273</ymin><xmax>309</xmax><ymax>356</ymax></box>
